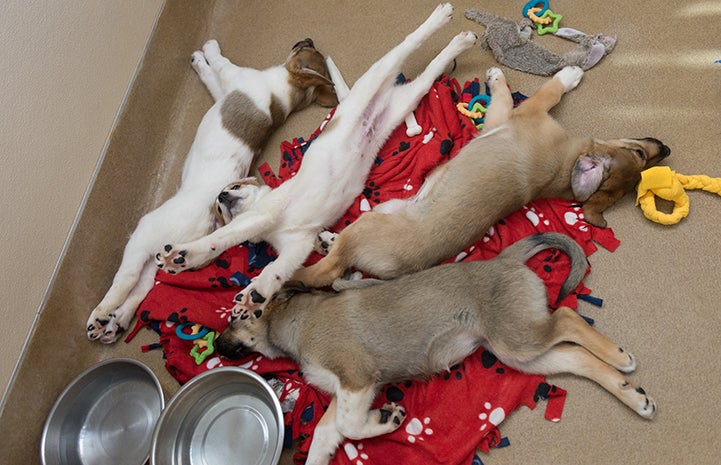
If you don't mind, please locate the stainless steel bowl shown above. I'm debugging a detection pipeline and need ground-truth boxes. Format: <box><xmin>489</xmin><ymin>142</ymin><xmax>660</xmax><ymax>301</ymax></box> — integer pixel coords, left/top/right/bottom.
<box><xmin>151</xmin><ymin>367</ymin><xmax>284</xmax><ymax>465</ymax></box>
<box><xmin>41</xmin><ymin>358</ymin><xmax>164</xmax><ymax>465</ymax></box>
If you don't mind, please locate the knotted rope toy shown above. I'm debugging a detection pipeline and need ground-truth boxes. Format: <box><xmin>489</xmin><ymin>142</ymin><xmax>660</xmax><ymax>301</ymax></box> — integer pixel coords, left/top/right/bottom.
<box><xmin>636</xmin><ymin>166</ymin><xmax>721</xmax><ymax>225</ymax></box>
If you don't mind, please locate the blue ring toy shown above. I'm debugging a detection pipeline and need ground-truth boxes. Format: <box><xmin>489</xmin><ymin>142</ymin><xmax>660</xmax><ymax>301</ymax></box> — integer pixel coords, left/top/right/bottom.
<box><xmin>468</xmin><ymin>94</ymin><xmax>490</xmax><ymax>110</ymax></box>
<box><xmin>176</xmin><ymin>322</ymin><xmax>210</xmax><ymax>340</ymax></box>
<box><xmin>523</xmin><ymin>0</ymin><xmax>549</xmax><ymax>18</ymax></box>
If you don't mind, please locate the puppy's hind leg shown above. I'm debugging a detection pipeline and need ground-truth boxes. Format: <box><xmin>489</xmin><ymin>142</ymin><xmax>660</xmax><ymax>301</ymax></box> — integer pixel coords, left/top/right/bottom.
<box><xmin>306</xmin><ymin>398</ymin><xmax>344</xmax><ymax>465</ymax></box>
<box><xmin>382</xmin><ymin>31</ymin><xmax>477</xmax><ymax>127</ymax></box>
<box><xmin>291</xmin><ymin>233</ymin><xmax>352</xmax><ymax>288</ymax></box>
<box><xmin>339</xmin><ymin>3</ymin><xmax>454</xmax><ymax>110</ymax></box>
<box><xmin>516</xmin><ymin>66</ymin><xmax>584</xmax><ymax>116</ymax></box>
<box><xmin>200</xmin><ymin>39</ymin><xmax>240</xmax><ymax>97</ymax></box>
<box><xmin>86</xmin><ymin>238</ymin><xmax>152</xmax><ymax>341</ymax></box>
<box><xmin>514</xmin><ymin>343</ymin><xmax>657</xmax><ymax>419</ymax></box>
<box><xmin>191</xmin><ymin>48</ymin><xmax>224</xmax><ymax>101</ymax></box>
<box><xmin>335</xmin><ymin>386</ymin><xmax>407</xmax><ymax>441</ymax></box>
<box><xmin>96</xmin><ymin>260</ymin><xmax>159</xmax><ymax>343</ymax></box>
<box><xmin>550</xmin><ymin>307</ymin><xmax>637</xmax><ymax>373</ymax></box>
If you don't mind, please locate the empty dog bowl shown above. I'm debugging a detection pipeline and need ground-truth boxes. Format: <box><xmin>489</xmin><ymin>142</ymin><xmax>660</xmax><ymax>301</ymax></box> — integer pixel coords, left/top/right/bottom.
<box><xmin>41</xmin><ymin>358</ymin><xmax>164</xmax><ymax>465</ymax></box>
<box><xmin>151</xmin><ymin>367</ymin><xmax>284</xmax><ymax>465</ymax></box>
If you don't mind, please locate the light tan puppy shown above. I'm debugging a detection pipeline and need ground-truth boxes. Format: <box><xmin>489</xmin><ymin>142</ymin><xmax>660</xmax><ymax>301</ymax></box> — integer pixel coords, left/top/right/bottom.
<box><xmin>216</xmin><ymin>232</ymin><xmax>655</xmax><ymax>465</ymax></box>
<box><xmin>292</xmin><ymin>66</ymin><xmax>670</xmax><ymax>288</ymax></box>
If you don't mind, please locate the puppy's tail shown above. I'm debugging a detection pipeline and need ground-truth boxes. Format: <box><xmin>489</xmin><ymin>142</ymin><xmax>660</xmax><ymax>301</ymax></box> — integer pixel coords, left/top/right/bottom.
<box><xmin>497</xmin><ymin>232</ymin><xmax>588</xmax><ymax>305</ymax></box>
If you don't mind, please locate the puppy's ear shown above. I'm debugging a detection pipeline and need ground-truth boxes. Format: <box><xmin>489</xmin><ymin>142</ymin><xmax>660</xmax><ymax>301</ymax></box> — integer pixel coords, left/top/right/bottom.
<box><xmin>272</xmin><ymin>281</ymin><xmax>311</xmax><ymax>303</ymax></box>
<box><xmin>287</xmin><ymin>56</ymin><xmax>335</xmax><ymax>87</ymax></box>
<box><xmin>313</xmin><ymin>84</ymin><xmax>339</xmax><ymax>107</ymax></box>
<box><xmin>571</xmin><ymin>153</ymin><xmax>611</xmax><ymax>201</ymax></box>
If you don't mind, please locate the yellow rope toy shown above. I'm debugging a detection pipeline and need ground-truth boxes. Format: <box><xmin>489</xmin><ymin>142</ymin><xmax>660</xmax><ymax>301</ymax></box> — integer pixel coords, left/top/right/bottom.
<box><xmin>636</xmin><ymin>166</ymin><xmax>721</xmax><ymax>225</ymax></box>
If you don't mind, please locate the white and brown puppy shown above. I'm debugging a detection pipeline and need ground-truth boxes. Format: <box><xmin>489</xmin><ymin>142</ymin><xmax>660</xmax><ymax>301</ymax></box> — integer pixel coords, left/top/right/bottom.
<box><xmin>215</xmin><ymin>232</ymin><xmax>656</xmax><ymax>465</ymax></box>
<box><xmin>155</xmin><ymin>4</ymin><xmax>477</xmax><ymax>320</ymax></box>
<box><xmin>86</xmin><ymin>39</ymin><xmax>337</xmax><ymax>343</ymax></box>
<box><xmin>292</xmin><ymin>66</ymin><xmax>670</xmax><ymax>288</ymax></box>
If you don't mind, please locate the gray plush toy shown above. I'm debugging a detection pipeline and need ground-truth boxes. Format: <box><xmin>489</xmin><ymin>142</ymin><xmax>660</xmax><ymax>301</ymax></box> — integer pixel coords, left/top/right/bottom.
<box><xmin>464</xmin><ymin>9</ymin><xmax>616</xmax><ymax>76</ymax></box>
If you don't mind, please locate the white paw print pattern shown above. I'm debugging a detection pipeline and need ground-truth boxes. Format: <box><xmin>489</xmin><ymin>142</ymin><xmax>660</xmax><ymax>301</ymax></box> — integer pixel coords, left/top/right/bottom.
<box><xmin>454</xmin><ymin>245</ymin><xmax>475</xmax><ymax>262</ymax></box>
<box><xmin>205</xmin><ymin>356</ymin><xmax>224</xmax><ymax>370</ymax></box>
<box><xmin>564</xmin><ymin>205</ymin><xmax>589</xmax><ymax>232</ymax></box>
<box><xmin>478</xmin><ymin>402</ymin><xmax>505</xmax><ymax>432</ymax></box>
<box><xmin>359</xmin><ymin>198</ymin><xmax>372</xmax><ymax>212</ymax></box>
<box><xmin>481</xmin><ymin>225</ymin><xmax>495</xmax><ymax>243</ymax></box>
<box><xmin>406</xmin><ymin>416</ymin><xmax>433</xmax><ymax>443</ymax></box>
<box><xmin>524</xmin><ymin>206</ymin><xmax>550</xmax><ymax>227</ymax></box>
<box><xmin>344</xmin><ymin>442</ymin><xmax>369</xmax><ymax>465</ymax></box>
<box><xmin>403</xmin><ymin>178</ymin><xmax>414</xmax><ymax>192</ymax></box>
<box><xmin>215</xmin><ymin>306</ymin><xmax>232</xmax><ymax>322</ymax></box>
<box><xmin>239</xmin><ymin>355</ymin><xmax>264</xmax><ymax>371</ymax></box>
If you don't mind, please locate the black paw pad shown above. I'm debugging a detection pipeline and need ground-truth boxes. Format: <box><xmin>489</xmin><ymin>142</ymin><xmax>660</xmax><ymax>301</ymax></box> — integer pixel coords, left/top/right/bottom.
<box><xmin>250</xmin><ymin>290</ymin><xmax>266</xmax><ymax>303</ymax></box>
<box><xmin>164</xmin><ymin>244</ymin><xmax>173</xmax><ymax>252</ymax></box>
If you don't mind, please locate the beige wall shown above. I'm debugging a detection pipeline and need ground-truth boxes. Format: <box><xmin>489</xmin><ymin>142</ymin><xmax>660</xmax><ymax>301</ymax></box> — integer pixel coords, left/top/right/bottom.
<box><xmin>0</xmin><ymin>0</ymin><xmax>164</xmax><ymax>398</ymax></box>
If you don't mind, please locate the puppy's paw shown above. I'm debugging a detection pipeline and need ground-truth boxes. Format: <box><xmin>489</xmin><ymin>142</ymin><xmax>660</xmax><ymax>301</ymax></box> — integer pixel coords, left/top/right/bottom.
<box><xmin>379</xmin><ymin>402</ymin><xmax>407</xmax><ymax>429</ymax></box>
<box><xmin>555</xmin><ymin>66</ymin><xmax>584</xmax><ymax>92</ymax></box>
<box><xmin>486</xmin><ymin>67</ymin><xmax>505</xmax><ymax>85</ymax></box>
<box><xmin>616</xmin><ymin>349</ymin><xmax>637</xmax><ymax>373</ymax></box>
<box><xmin>428</xmin><ymin>3</ymin><xmax>454</xmax><ymax>28</ymax></box>
<box><xmin>190</xmin><ymin>50</ymin><xmax>207</xmax><ymax>67</ymax></box>
<box><xmin>155</xmin><ymin>244</ymin><xmax>189</xmax><ymax>274</ymax></box>
<box><xmin>202</xmin><ymin>39</ymin><xmax>221</xmax><ymax>58</ymax></box>
<box><xmin>450</xmin><ymin>30</ymin><xmax>478</xmax><ymax>51</ymax></box>
<box><xmin>232</xmin><ymin>288</ymin><xmax>266</xmax><ymax>320</ymax></box>
<box><xmin>86</xmin><ymin>308</ymin><xmax>124</xmax><ymax>344</ymax></box>
<box><xmin>626</xmin><ymin>385</ymin><xmax>657</xmax><ymax>420</ymax></box>
<box><xmin>314</xmin><ymin>231</ymin><xmax>338</xmax><ymax>256</ymax></box>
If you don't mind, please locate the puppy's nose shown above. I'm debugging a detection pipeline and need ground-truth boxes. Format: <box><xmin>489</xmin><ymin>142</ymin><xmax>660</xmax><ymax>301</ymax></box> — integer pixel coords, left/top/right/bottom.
<box><xmin>292</xmin><ymin>38</ymin><xmax>315</xmax><ymax>50</ymax></box>
<box><xmin>642</xmin><ymin>138</ymin><xmax>671</xmax><ymax>158</ymax></box>
<box><xmin>218</xmin><ymin>191</ymin><xmax>229</xmax><ymax>202</ymax></box>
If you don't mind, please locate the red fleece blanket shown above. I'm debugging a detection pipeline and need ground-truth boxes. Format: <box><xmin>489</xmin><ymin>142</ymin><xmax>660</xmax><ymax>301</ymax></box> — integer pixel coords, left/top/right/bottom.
<box><xmin>130</xmin><ymin>76</ymin><xmax>619</xmax><ymax>464</ymax></box>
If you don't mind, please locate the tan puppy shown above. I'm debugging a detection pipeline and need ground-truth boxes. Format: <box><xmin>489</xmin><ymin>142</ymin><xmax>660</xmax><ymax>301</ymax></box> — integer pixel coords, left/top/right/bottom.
<box><xmin>216</xmin><ymin>232</ymin><xmax>656</xmax><ymax>465</ymax></box>
<box><xmin>292</xmin><ymin>66</ymin><xmax>670</xmax><ymax>288</ymax></box>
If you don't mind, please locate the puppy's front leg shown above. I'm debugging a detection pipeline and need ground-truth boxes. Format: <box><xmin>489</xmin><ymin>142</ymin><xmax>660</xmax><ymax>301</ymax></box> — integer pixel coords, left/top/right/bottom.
<box><xmin>516</xmin><ymin>66</ymin><xmax>584</xmax><ymax>116</ymax></box>
<box><xmin>155</xmin><ymin>210</ymin><xmax>271</xmax><ymax>273</ymax></box>
<box><xmin>482</xmin><ymin>67</ymin><xmax>513</xmax><ymax>131</ymax></box>
<box><xmin>306</xmin><ymin>398</ymin><xmax>344</xmax><ymax>465</ymax></box>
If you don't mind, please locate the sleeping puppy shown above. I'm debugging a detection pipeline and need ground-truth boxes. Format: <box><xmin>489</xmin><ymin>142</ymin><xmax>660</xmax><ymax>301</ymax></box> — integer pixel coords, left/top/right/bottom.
<box><xmin>86</xmin><ymin>39</ymin><xmax>337</xmax><ymax>343</ymax></box>
<box><xmin>155</xmin><ymin>4</ymin><xmax>477</xmax><ymax>320</ymax></box>
<box><xmin>292</xmin><ymin>66</ymin><xmax>670</xmax><ymax>288</ymax></box>
<box><xmin>216</xmin><ymin>232</ymin><xmax>656</xmax><ymax>465</ymax></box>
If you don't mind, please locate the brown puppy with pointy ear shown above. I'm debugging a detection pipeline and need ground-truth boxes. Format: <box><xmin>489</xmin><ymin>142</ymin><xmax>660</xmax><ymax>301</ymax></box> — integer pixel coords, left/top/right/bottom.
<box><xmin>292</xmin><ymin>66</ymin><xmax>670</xmax><ymax>289</ymax></box>
<box><xmin>572</xmin><ymin>137</ymin><xmax>669</xmax><ymax>227</ymax></box>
